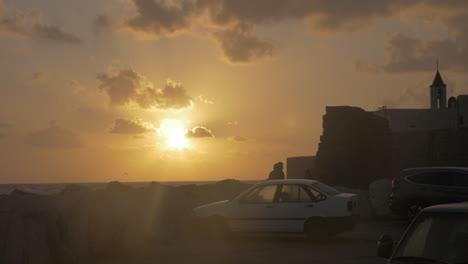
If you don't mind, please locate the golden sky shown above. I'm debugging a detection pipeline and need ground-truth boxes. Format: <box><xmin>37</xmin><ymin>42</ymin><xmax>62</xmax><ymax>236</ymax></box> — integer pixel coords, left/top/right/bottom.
<box><xmin>1</xmin><ymin>0</ymin><xmax>468</xmax><ymax>183</ymax></box>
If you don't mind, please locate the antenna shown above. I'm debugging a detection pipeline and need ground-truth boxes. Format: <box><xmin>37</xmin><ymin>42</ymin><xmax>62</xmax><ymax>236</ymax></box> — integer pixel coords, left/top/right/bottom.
<box><xmin>436</xmin><ymin>59</ymin><xmax>439</xmax><ymax>71</ymax></box>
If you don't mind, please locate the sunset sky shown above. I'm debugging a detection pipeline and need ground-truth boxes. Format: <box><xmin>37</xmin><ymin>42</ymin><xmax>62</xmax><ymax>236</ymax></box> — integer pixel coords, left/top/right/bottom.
<box><xmin>2</xmin><ymin>0</ymin><xmax>468</xmax><ymax>183</ymax></box>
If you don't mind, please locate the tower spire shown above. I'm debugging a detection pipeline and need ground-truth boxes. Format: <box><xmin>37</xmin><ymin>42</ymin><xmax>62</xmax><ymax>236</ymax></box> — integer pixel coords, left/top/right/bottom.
<box><xmin>436</xmin><ymin>59</ymin><xmax>439</xmax><ymax>71</ymax></box>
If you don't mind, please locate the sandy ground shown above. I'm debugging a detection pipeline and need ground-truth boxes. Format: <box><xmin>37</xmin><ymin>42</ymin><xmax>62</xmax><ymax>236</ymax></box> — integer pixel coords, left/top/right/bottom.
<box><xmin>83</xmin><ymin>220</ymin><xmax>407</xmax><ymax>264</ymax></box>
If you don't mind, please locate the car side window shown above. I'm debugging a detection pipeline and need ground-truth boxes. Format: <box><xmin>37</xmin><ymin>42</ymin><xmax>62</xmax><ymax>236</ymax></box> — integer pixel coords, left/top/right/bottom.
<box><xmin>277</xmin><ymin>184</ymin><xmax>325</xmax><ymax>203</ymax></box>
<box><xmin>278</xmin><ymin>185</ymin><xmax>299</xmax><ymax>203</ymax></box>
<box><xmin>242</xmin><ymin>185</ymin><xmax>278</xmax><ymax>204</ymax></box>
<box><xmin>304</xmin><ymin>186</ymin><xmax>326</xmax><ymax>202</ymax></box>
<box><xmin>408</xmin><ymin>172</ymin><xmax>455</xmax><ymax>187</ymax></box>
<box><xmin>450</xmin><ymin>172</ymin><xmax>468</xmax><ymax>188</ymax></box>
<box><xmin>299</xmin><ymin>186</ymin><xmax>315</xmax><ymax>202</ymax></box>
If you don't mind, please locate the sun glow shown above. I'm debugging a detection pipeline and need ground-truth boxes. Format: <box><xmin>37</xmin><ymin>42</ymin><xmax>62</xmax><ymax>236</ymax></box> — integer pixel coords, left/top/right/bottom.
<box><xmin>157</xmin><ymin>119</ymin><xmax>191</xmax><ymax>150</ymax></box>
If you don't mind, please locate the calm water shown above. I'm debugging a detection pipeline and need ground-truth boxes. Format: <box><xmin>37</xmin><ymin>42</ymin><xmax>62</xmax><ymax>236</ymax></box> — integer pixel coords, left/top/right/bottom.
<box><xmin>0</xmin><ymin>180</ymin><xmax>259</xmax><ymax>195</ymax></box>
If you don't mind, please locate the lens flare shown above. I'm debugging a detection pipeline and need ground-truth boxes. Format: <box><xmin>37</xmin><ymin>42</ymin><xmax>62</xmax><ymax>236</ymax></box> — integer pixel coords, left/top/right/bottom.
<box><xmin>157</xmin><ymin>119</ymin><xmax>191</xmax><ymax>150</ymax></box>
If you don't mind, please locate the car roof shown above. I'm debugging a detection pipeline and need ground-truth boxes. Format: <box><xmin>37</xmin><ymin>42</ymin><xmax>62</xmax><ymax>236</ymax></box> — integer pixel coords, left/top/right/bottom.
<box><xmin>255</xmin><ymin>179</ymin><xmax>318</xmax><ymax>186</ymax></box>
<box><xmin>400</xmin><ymin>167</ymin><xmax>468</xmax><ymax>176</ymax></box>
<box><xmin>422</xmin><ymin>202</ymin><xmax>468</xmax><ymax>214</ymax></box>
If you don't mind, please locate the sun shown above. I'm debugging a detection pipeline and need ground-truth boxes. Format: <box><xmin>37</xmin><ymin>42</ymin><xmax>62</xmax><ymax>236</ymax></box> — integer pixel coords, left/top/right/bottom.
<box><xmin>157</xmin><ymin>119</ymin><xmax>191</xmax><ymax>151</ymax></box>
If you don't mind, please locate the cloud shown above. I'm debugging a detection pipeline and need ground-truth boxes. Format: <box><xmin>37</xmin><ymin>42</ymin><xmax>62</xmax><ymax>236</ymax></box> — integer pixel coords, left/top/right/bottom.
<box><xmin>33</xmin><ymin>24</ymin><xmax>81</xmax><ymax>44</ymax></box>
<box><xmin>24</xmin><ymin>121</ymin><xmax>84</xmax><ymax>149</ymax></box>
<box><xmin>27</xmin><ymin>69</ymin><xmax>49</xmax><ymax>84</ymax></box>
<box><xmin>229</xmin><ymin>135</ymin><xmax>247</xmax><ymax>142</ymax></box>
<box><xmin>227</xmin><ymin>121</ymin><xmax>239</xmax><ymax>126</ymax></box>
<box><xmin>125</xmin><ymin>0</ymin><xmax>194</xmax><ymax>37</ymax></box>
<box><xmin>93</xmin><ymin>13</ymin><xmax>117</xmax><ymax>33</ymax></box>
<box><xmin>113</xmin><ymin>1</ymin><xmax>468</xmax><ymax>66</ymax></box>
<box><xmin>117</xmin><ymin>0</ymin><xmax>420</xmax><ymax>64</ymax></box>
<box><xmin>368</xmin><ymin>14</ymin><xmax>468</xmax><ymax>73</ymax></box>
<box><xmin>213</xmin><ymin>23</ymin><xmax>277</xmax><ymax>63</ymax></box>
<box><xmin>196</xmin><ymin>95</ymin><xmax>214</xmax><ymax>105</ymax></box>
<box><xmin>185</xmin><ymin>126</ymin><xmax>214</xmax><ymax>138</ymax></box>
<box><xmin>110</xmin><ymin>118</ymin><xmax>153</xmax><ymax>135</ymax></box>
<box><xmin>97</xmin><ymin>68</ymin><xmax>193</xmax><ymax>110</ymax></box>
<box><xmin>0</xmin><ymin>3</ymin><xmax>81</xmax><ymax>44</ymax></box>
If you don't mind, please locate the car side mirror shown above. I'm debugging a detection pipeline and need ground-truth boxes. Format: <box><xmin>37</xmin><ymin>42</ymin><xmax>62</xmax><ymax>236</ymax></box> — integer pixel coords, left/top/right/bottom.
<box><xmin>377</xmin><ymin>234</ymin><xmax>394</xmax><ymax>259</ymax></box>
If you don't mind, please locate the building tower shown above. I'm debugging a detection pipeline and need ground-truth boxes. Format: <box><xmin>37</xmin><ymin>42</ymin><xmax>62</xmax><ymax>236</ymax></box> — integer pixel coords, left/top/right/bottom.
<box><xmin>430</xmin><ymin>63</ymin><xmax>447</xmax><ymax>110</ymax></box>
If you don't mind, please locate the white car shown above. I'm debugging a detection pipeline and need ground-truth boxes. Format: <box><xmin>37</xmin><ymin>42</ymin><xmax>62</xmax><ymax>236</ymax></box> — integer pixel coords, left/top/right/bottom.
<box><xmin>193</xmin><ymin>179</ymin><xmax>358</xmax><ymax>238</ymax></box>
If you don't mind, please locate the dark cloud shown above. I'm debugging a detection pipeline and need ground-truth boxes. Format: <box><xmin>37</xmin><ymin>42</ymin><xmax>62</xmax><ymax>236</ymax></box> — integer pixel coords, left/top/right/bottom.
<box><xmin>213</xmin><ymin>23</ymin><xmax>276</xmax><ymax>63</ymax></box>
<box><xmin>118</xmin><ymin>1</ymin><xmax>468</xmax><ymax>66</ymax></box>
<box><xmin>185</xmin><ymin>126</ymin><xmax>214</xmax><ymax>138</ymax></box>
<box><xmin>24</xmin><ymin>121</ymin><xmax>84</xmax><ymax>149</ymax></box>
<box><xmin>125</xmin><ymin>0</ymin><xmax>195</xmax><ymax>37</ymax></box>
<box><xmin>124</xmin><ymin>0</ymin><xmax>412</xmax><ymax>35</ymax></box>
<box><xmin>97</xmin><ymin>69</ymin><xmax>193</xmax><ymax>110</ymax></box>
<box><xmin>229</xmin><ymin>135</ymin><xmax>247</xmax><ymax>142</ymax></box>
<box><xmin>27</xmin><ymin>69</ymin><xmax>49</xmax><ymax>84</ymax></box>
<box><xmin>0</xmin><ymin>3</ymin><xmax>81</xmax><ymax>44</ymax></box>
<box><xmin>366</xmin><ymin>14</ymin><xmax>468</xmax><ymax>73</ymax></box>
<box><xmin>110</xmin><ymin>118</ymin><xmax>153</xmax><ymax>135</ymax></box>
<box><xmin>94</xmin><ymin>13</ymin><xmax>117</xmax><ymax>33</ymax></box>
<box><xmin>119</xmin><ymin>0</ymin><xmax>420</xmax><ymax>63</ymax></box>
<box><xmin>33</xmin><ymin>24</ymin><xmax>81</xmax><ymax>44</ymax></box>
<box><xmin>0</xmin><ymin>0</ymin><xmax>29</xmax><ymax>35</ymax></box>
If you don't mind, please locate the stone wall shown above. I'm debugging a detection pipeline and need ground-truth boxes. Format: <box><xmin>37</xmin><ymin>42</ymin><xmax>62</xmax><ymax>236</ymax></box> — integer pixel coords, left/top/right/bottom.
<box><xmin>315</xmin><ymin>106</ymin><xmax>393</xmax><ymax>189</ymax></box>
<box><xmin>315</xmin><ymin>106</ymin><xmax>468</xmax><ymax>190</ymax></box>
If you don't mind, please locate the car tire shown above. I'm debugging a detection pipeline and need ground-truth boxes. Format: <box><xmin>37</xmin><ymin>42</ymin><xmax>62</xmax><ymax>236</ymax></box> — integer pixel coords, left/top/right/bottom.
<box><xmin>304</xmin><ymin>218</ymin><xmax>334</xmax><ymax>241</ymax></box>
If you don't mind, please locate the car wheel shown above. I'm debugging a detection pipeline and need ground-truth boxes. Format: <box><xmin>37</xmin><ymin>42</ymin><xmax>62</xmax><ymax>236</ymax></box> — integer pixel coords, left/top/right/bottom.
<box><xmin>407</xmin><ymin>202</ymin><xmax>424</xmax><ymax>221</ymax></box>
<box><xmin>304</xmin><ymin>218</ymin><xmax>334</xmax><ymax>241</ymax></box>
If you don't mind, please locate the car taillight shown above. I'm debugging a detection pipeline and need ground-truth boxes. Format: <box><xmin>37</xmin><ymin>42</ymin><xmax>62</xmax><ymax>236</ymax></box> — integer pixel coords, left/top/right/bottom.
<box><xmin>392</xmin><ymin>176</ymin><xmax>400</xmax><ymax>190</ymax></box>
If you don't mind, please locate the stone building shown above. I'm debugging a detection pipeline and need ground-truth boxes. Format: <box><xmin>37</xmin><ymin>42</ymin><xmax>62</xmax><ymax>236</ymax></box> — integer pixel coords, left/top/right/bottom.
<box><xmin>374</xmin><ymin>69</ymin><xmax>468</xmax><ymax>132</ymax></box>
<box><xmin>314</xmin><ymin>68</ymin><xmax>468</xmax><ymax>189</ymax></box>
<box><xmin>315</xmin><ymin>106</ymin><xmax>392</xmax><ymax>189</ymax></box>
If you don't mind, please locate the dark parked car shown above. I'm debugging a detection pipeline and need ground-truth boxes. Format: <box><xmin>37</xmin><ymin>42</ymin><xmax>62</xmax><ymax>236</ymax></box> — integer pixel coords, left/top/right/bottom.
<box><xmin>378</xmin><ymin>202</ymin><xmax>468</xmax><ymax>263</ymax></box>
<box><xmin>390</xmin><ymin>167</ymin><xmax>468</xmax><ymax>219</ymax></box>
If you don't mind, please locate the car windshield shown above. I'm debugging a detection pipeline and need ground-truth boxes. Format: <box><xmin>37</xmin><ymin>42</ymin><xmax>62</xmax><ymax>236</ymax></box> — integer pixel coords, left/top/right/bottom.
<box><xmin>312</xmin><ymin>182</ymin><xmax>341</xmax><ymax>195</ymax></box>
<box><xmin>393</xmin><ymin>212</ymin><xmax>468</xmax><ymax>264</ymax></box>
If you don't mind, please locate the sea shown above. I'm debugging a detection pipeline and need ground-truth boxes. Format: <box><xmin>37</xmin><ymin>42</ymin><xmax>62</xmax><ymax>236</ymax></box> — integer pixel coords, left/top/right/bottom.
<box><xmin>0</xmin><ymin>180</ymin><xmax>260</xmax><ymax>195</ymax></box>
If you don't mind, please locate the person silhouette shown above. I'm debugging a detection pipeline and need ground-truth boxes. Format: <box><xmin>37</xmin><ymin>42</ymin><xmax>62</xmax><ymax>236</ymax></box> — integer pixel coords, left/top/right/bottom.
<box><xmin>304</xmin><ymin>168</ymin><xmax>313</xmax><ymax>179</ymax></box>
<box><xmin>268</xmin><ymin>162</ymin><xmax>285</xmax><ymax>180</ymax></box>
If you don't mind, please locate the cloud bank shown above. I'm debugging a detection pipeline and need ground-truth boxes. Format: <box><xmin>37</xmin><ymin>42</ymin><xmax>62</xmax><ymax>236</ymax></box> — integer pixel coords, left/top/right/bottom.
<box><xmin>110</xmin><ymin>118</ymin><xmax>153</xmax><ymax>135</ymax></box>
<box><xmin>97</xmin><ymin>68</ymin><xmax>193</xmax><ymax>110</ymax></box>
<box><xmin>185</xmin><ymin>126</ymin><xmax>214</xmax><ymax>138</ymax></box>
<box><xmin>102</xmin><ymin>0</ymin><xmax>468</xmax><ymax>69</ymax></box>
<box><xmin>0</xmin><ymin>2</ymin><xmax>81</xmax><ymax>44</ymax></box>
<box><xmin>24</xmin><ymin>121</ymin><xmax>84</xmax><ymax>149</ymax></box>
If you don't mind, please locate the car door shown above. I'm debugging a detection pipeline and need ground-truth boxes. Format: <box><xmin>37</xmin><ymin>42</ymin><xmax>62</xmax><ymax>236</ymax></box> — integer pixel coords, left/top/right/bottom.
<box><xmin>273</xmin><ymin>184</ymin><xmax>327</xmax><ymax>232</ymax></box>
<box><xmin>228</xmin><ymin>184</ymin><xmax>281</xmax><ymax>232</ymax></box>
